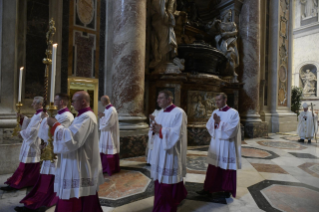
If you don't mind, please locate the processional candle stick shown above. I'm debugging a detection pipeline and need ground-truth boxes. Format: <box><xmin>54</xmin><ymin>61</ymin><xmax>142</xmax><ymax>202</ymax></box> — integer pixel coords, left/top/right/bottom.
<box><xmin>12</xmin><ymin>67</ymin><xmax>24</xmax><ymax>137</ymax></box>
<box><xmin>41</xmin><ymin>43</ymin><xmax>58</xmax><ymax>162</ymax></box>
<box><xmin>18</xmin><ymin>67</ymin><xmax>23</xmax><ymax>102</ymax></box>
<box><xmin>50</xmin><ymin>44</ymin><xmax>57</xmax><ymax>103</ymax></box>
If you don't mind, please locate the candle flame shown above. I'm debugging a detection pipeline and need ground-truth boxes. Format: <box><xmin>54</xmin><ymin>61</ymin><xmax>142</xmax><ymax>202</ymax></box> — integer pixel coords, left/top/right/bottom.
<box><xmin>53</xmin><ymin>43</ymin><xmax>58</xmax><ymax>47</ymax></box>
<box><xmin>20</xmin><ymin>67</ymin><xmax>24</xmax><ymax>70</ymax></box>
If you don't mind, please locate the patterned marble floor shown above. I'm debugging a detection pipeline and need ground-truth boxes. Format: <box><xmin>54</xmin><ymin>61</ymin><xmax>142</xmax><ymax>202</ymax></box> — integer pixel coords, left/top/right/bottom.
<box><xmin>1</xmin><ymin>132</ymin><xmax>319</xmax><ymax>212</ymax></box>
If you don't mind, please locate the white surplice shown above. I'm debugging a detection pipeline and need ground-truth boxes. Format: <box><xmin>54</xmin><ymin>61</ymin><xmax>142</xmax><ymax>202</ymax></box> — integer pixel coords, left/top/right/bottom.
<box><xmin>150</xmin><ymin>106</ymin><xmax>187</xmax><ymax>184</ymax></box>
<box><xmin>19</xmin><ymin>112</ymin><xmax>43</xmax><ymax>163</ymax></box>
<box><xmin>38</xmin><ymin>110</ymin><xmax>74</xmax><ymax>175</ymax></box>
<box><xmin>206</xmin><ymin>107</ymin><xmax>241</xmax><ymax>170</ymax></box>
<box><xmin>146</xmin><ymin>109</ymin><xmax>162</xmax><ymax>164</ymax></box>
<box><xmin>99</xmin><ymin>106</ymin><xmax>120</xmax><ymax>155</ymax></box>
<box><xmin>297</xmin><ymin>111</ymin><xmax>318</xmax><ymax>139</ymax></box>
<box><xmin>53</xmin><ymin>110</ymin><xmax>104</xmax><ymax>199</ymax></box>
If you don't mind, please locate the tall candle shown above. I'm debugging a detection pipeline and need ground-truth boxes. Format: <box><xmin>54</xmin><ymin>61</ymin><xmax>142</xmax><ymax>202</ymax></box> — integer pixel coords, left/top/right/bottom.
<box><xmin>50</xmin><ymin>44</ymin><xmax>58</xmax><ymax>102</ymax></box>
<box><xmin>18</xmin><ymin>67</ymin><xmax>24</xmax><ymax>102</ymax></box>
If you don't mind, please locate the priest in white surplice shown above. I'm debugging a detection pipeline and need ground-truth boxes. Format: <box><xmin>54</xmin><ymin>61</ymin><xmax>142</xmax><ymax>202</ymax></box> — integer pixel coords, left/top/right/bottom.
<box><xmin>146</xmin><ymin>108</ymin><xmax>161</xmax><ymax>164</ymax></box>
<box><xmin>98</xmin><ymin>95</ymin><xmax>120</xmax><ymax>176</ymax></box>
<box><xmin>297</xmin><ymin>102</ymin><xmax>318</xmax><ymax>144</ymax></box>
<box><xmin>149</xmin><ymin>90</ymin><xmax>188</xmax><ymax>212</ymax></box>
<box><xmin>47</xmin><ymin>91</ymin><xmax>104</xmax><ymax>212</ymax></box>
<box><xmin>16</xmin><ymin>93</ymin><xmax>74</xmax><ymax>212</ymax></box>
<box><xmin>1</xmin><ymin>96</ymin><xmax>44</xmax><ymax>192</ymax></box>
<box><xmin>197</xmin><ymin>93</ymin><xmax>241</xmax><ymax>198</ymax></box>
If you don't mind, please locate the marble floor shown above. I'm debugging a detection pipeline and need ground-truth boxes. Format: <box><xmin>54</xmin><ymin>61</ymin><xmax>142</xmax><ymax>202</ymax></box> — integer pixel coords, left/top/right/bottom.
<box><xmin>1</xmin><ymin>132</ymin><xmax>319</xmax><ymax>212</ymax></box>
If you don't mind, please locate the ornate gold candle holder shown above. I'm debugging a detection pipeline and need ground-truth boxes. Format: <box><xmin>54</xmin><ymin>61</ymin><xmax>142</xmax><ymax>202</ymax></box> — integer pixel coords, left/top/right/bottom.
<box><xmin>11</xmin><ymin>102</ymin><xmax>23</xmax><ymax>137</ymax></box>
<box><xmin>40</xmin><ymin>102</ymin><xmax>57</xmax><ymax>162</ymax></box>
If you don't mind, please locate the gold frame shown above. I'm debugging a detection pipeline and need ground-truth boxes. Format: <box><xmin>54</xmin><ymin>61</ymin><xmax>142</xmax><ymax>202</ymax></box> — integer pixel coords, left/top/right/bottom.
<box><xmin>67</xmin><ymin>77</ymin><xmax>99</xmax><ymax>115</ymax></box>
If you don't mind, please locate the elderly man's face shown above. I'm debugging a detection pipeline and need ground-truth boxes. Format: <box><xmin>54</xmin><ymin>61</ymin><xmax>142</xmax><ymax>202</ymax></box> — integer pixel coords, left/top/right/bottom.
<box><xmin>304</xmin><ymin>107</ymin><xmax>308</xmax><ymax>112</ymax></box>
<box><xmin>31</xmin><ymin>99</ymin><xmax>42</xmax><ymax>111</ymax></box>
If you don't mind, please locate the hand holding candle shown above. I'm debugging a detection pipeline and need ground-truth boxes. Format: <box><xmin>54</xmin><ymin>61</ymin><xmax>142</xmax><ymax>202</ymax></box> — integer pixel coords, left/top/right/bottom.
<box><xmin>18</xmin><ymin>67</ymin><xmax>24</xmax><ymax>102</ymax></box>
<box><xmin>50</xmin><ymin>44</ymin><xmax>58</xmax><ymax>102</ymax></box>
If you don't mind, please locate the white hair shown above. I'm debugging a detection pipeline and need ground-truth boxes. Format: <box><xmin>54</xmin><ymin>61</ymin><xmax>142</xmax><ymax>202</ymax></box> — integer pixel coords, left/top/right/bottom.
<box><xmin>34</xmin><ymin>96</ymin><xmax>44</xmax><ymax>104</ymax></box>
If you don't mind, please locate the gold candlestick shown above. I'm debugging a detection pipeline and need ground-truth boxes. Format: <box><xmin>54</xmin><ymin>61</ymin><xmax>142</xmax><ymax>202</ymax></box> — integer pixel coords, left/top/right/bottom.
<box><xmin>40</xmin><ymin>102</ymin><xmax>57</xmax><ymax>162</ymax></box>
<box><xmin>12</xmin><ymin>102</ymin><xmax>23</xmax><ymax>137</ymax></box>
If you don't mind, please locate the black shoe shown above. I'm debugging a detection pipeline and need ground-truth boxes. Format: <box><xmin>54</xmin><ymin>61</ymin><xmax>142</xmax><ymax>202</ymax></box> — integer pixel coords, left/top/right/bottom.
<box><xmin>0</xmin><ymin>185</ymin><xmax>17</xmax><ymax>191</ymax></box>
<box><xmin>308</xmin><ymin>139</ymin><xmax>311</xmax><ymax>144</ymax></box>
<box><xmin>196</xmin><ymin>189</ymin><xmax>211</xmax><ymax>196</ymax></box>
<box><xmin>14</xmin><ymin>206</ymin><xmax>37</xmax><ymax>212</ymax></box>
<box><xmin>223</xmin><ymin>191</ymin><xmax>231</xmax><ymax>198</ymax></box>
<box><xmin>298</xmin><ymin>139</ymin><xmax>304</xmax><ymax>143</ymax></box>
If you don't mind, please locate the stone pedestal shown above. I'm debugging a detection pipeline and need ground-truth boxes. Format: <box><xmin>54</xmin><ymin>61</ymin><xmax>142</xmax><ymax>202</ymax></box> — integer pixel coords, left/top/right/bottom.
<box><xmin>238</xmin><ymin>0</ymin><xmax>268</xmax><ymax>137</ymax></box>
<box><xmin>111</xmin><ymin>0</ymin><xmax>148</xmax><ymax>157</ymax></box>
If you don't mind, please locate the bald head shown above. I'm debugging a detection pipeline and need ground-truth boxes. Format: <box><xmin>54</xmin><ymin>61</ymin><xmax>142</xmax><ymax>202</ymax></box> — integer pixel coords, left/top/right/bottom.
<box><xmin>72</xmin><ymin>91</ymin><xmax>90</xmax><ymax>111</ymax></box>
<box><xmin>100</xmin><ymin>95</ymin><xmax>111</xmax><ymax>106</ymax></box>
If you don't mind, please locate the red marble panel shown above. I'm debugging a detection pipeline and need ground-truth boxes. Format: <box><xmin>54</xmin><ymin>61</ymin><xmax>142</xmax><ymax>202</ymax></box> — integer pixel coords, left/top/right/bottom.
<box><xmin>99</xmin><ymin>170</ymin><xmax>150</xmax><ymax>200</ymax></box>
<box><xmin>74</xmin><ymin>31</ymin><xmax>95</xmax><ymax>77</ymax></box>
<box><xmin>262</xmin><ymin>185</ymin><xmax>319</xmax><ymax>212</ymax></box>
<box><xmin>251</xmin><ymin>163</ymin><xmax>288</xmax><ymax>174</ymax></box>
<box><xmin>298</xmin><ymin>163</ymin><xmax>319</xmax><ymax>179</ymax></box>
<box><xmin>242</xmin><ymin>148</ymin><xmax>271</xmax><ymax>158</ymax></box>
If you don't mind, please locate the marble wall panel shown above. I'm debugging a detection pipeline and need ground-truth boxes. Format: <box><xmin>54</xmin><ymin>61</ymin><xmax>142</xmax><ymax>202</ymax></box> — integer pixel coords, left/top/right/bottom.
<box><xmin>73</xmin><ymin>31</ymin><xmax>96</xmax><ymax>77</ymax></box>
<box><xmin>98</xmin><ymin>0</ymin><xmax>106</xmax><ymax>98</ymax></box>
<box><xmin>61</xmin><ymin>0</ymin><xmax>71</xmax><ymax>93</ymax></box>
<box><xmin>67</xmin><ymin>0</ymin><xmax>100</xmax><ymax>79</ymax></box>
<box><xmin>24</xmin><ymin>0</ymin><xmax>49</xmax><ymax>99</ymax></box>
<box><xmin>277</xmin><ymin>0</ymin><xmax>290</xmax><ymax>106</ymax></box>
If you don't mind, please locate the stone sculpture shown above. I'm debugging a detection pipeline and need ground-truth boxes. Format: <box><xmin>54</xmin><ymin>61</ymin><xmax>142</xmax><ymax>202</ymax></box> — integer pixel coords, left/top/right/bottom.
<box><xmin>301</xmin><ymin>69</ymin><xmax>317</xmax><ymax>97</ymax></box>
<box><xmin>300</xmin><ymin>0</ymin><xmax>318</xmax><ymax>19</ymax></box>
<box><xmin>206</xmin><ymin>10</ymin><xmax>239</xmax><ymax>82</ymax></box>
<box><xmin>150</xmin><ymin>0</ymin><xmax>184</xmax><ymax>74</ymax></box>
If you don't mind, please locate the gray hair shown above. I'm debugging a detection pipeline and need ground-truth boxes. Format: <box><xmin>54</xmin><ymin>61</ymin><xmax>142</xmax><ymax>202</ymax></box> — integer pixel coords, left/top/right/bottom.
<box><xmin>34</xmin><ymin>96</ymin><xmax>44</xmax><ymax>104</ymax></box>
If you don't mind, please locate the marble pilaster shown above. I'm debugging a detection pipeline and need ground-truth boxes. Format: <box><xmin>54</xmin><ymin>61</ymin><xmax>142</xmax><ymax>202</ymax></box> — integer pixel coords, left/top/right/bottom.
<box><xmin>263</xmin><ymin>0</ymin><xmax>297</xmax><ymax>132</ymax></box>
<box><xmin>0</xmin><ymin>0</ymin><xmax>20</xmax><ymax>131</ymax></box>
<box><xmin>239</xmin><ymin>0</ymin><xmax>267</xmax><ymax>137</ymax></box>
<box><xmin>111</xmin><ymin>0</ymin><xmax>148</xmax><ymax>130</ymax></box>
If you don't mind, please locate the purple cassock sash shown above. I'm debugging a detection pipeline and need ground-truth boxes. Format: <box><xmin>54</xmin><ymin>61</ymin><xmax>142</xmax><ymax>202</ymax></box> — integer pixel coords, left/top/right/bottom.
<box><xmin>153</xmin><ymin>180</ymin><xmax>188</xmax><ymax>212</ymax></box>
<box><xmin>5</xmin><ymin>162</ymin><xmax>40</xmax><ymax>189</ymax></box>
<box><xmin>20</xmin><ymin>174</ymin><xmax>58</xmax><ymax>209</ymax></box>
<box><xmin>58</xmin><ymin>107</ymin><xmax>70</xmax><ymax>115</ymax></box>
<box><xmin>54</xmin><ymin>192</ymin><xmax>103</xmax><ymax>212</ymax></box>
<box><xmin>164</xmin><ymin>104</ymin><xmax>176</xmax><ymax>113</ymax></box>
<box><xmin>219</xmin><ymin>105</ymin><xmax>230</xmax><ymax>112</ymax></box>
<box><xmin>36</xmin><ymin>109</ymin><xmax>43</xmax><ymax>115</ymax></box>
<box><xmin>204</xmin><ymin>164</ymin><xmax>237</xmax><ymax>197</ymax></box>
<box><xmin>77</xmin><ymin>107</ymin><xmax>93</xmax><ymax>117</ymax></box>
<box><xmin>100</xmin><ymin>153</ymin><xmax>120</xmax><ymax>176</ymax></box>
<box><xmin>106</xmin><ymin>104</ymin><xmax>113</xmax><ymax>110</ymax></box>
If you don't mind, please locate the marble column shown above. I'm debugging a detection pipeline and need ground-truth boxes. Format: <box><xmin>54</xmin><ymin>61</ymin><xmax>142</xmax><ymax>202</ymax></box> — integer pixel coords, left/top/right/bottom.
<box><xmin>239</xmin><ymin>0</ymin><xmax>267</xmax><ymax>137</ymax></box>
<box><xmin>111</xmin><ymin>0</ymin><xmax>148</xmax><ymax>130</ymax></box>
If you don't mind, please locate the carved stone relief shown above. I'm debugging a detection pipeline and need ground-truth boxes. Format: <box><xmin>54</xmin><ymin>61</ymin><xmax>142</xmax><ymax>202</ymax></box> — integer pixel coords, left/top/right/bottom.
<box><xmin>300</xmin><ymin>0</ymin><xmax>318</xmax><ymax>19</ymax></box>
<box><xmin>188</xmin><ymin>91</ymin><xmax>218</xmax><ymax>120</ymax></box>
<box><xmin>75</xmin><ymin>0</ymin><xmax>96</xmax><ymax>30</ymax></box>
<box><xmin>300</xmin><ymin>66</ymin><xmax>317</xmax><ymax>97</ymax></box>
<box><xmin>278</xmin><ymin>0</ymin><xmax>290</xmax><ymax>106</ymax></box>
<box><xmin>150</xmin><ymin>0</ymin><xmax>185</xmax><ymax>74</ymax></box>
<box><xmin>205</xmin><ymin>9</ymin><xmax>239</xmax><ymax>82</ymax></box>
